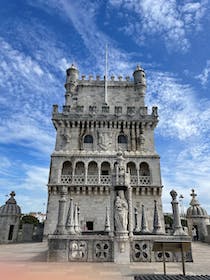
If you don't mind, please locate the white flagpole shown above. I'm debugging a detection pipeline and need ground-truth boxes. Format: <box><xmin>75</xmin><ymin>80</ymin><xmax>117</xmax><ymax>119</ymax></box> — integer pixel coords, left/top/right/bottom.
<box><xmin>104</xmin><ymin>44</ymin><xmax>108</xmax><ymax>104</ymax></box>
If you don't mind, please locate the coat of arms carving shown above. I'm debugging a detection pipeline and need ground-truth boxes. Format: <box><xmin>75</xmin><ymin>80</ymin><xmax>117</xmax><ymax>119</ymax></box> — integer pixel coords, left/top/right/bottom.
<box><xmin>98</xmin><ymin>130</ymin><xmax>112</xmax><ymax>150</ymax></box>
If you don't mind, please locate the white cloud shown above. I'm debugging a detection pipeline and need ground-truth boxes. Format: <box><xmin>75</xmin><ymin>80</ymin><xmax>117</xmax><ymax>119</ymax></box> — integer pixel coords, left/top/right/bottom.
<box><xmin>195</xmin><ymin>60</ymin><xmax>210</xmax><ymax>86</ymax></box>
<box><xmin>109</xmin><ymin>0</ymin><xmax>208</xmax><ymax>51</ymax></box>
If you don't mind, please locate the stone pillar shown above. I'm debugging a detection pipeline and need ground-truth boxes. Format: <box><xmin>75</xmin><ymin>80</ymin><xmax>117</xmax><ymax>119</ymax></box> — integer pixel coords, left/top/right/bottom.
<box><xmin>74</xmin><ymin>203</ymin><xmax>80</xmax><ymax>234</ymax></box>
<box><xmin>98</xmin><ymin>163</ymin><xmax>101</xmax><ymax>184</ymax></box>
<box><xmin>56</xmin><ymin>186</ymin><xmax>67</xmax><ymax>234</ymax></box>
<box><xmin>66</xmin><ymin>198</ymin><xmax>75</xmax><ymax>234</ymax></box>
<box><xmin>134</xmin><ymin>208</ymin><xmax>140</xmax><ymax>232</ymax></box>
<box><xmin>127</xmin><ymin>186</ymin><xmax>133</xmax><ymax>237</ymax></box>
<box><xmin>152</xmin><ymin>200</ymin><xmax>162</xmax><ymax>234</ymax></box>
<box><xmin>141</xmin><ymin>204</ymin><xmax>149</xmax><ymax>233</ymax></box>
<box><xmin>85</xmin><ymin>164</ymin><xmax>88</xmax><ymax>184</ymax></box>
<box><xmin>170</xmin><ymin>189</ymin><xmax>187</xmax><ymax>236</ymax></box>
<box><xmin>104</xmin><ymin>207</ymin><xmax>111</xmax><ymax>232</ymax></box>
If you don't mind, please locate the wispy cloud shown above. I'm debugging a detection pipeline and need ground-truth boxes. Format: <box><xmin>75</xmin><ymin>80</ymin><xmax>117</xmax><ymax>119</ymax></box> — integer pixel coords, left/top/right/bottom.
<box><xmin>109</xmin><ymin>0</ymin><xmax>208</xmax><ymax>52</ymax></box>
<box><xmin>195</xmin><ymin>60</ymin><xmax>210</xmax><ymax>86</ymax></box>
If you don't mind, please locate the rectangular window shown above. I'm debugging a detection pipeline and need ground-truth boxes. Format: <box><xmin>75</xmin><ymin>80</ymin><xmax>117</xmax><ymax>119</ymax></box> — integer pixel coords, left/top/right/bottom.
<box><xmin>86</xmin><ymin>221</ymin><xmax>94</xmax><ymax>231</ymax></box>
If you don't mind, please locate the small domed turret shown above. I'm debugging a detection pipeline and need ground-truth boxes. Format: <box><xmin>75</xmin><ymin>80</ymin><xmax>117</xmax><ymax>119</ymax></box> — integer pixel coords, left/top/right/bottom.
<box><xmin>186</xmin><ymin>189</ymin><xmax>208</xmax><ymax>217</ymax></box>
<box><xmin>0</xmin><ymin>191</ymin><xmax>21</xmax><ymax>215</ymax></box>
<box><xmin>133</xmin><ymin>65</ymin><xmax>146</xmax><ymax>97</ymax></box>
<box><xmin>66</xmin><ymin>64</ymin><xmax>79</xmax><ymax>82</ymax></box>
<box><xmin>65</xmin><ymin>64</ymin><xmax>79</xmax><ymax>106</ymax></box>
<box><xmin>0</xmin><ymin>191</ymin><xmax>21</xmax><ymax>243</ymax></box>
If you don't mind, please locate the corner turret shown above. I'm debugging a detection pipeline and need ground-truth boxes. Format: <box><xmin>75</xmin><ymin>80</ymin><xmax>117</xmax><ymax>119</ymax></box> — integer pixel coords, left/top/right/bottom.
<box><xmin>65</xmin><ymin>64</ymin><xmax>79</xmax><ymax>106</ymax></box>
<box><xmin>133</xmin><ymin>65</ymin><xmax>146</xmax><ymax>99</ymax></box>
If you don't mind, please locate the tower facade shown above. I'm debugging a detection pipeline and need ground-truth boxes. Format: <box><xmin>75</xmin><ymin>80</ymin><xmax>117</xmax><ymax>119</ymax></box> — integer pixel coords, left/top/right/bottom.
<box><xmin>45</xmin><ymin>65</ymin><xmax>172</xmax><ymax>262</ymax></box>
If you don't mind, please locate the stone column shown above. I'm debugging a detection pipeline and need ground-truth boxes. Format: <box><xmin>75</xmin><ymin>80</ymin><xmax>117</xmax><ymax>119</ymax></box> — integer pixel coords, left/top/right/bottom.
<box><xmin>134</xmin><ymin>208</ymin><xmax>140</xmax><ymax>232</ymax></box>
<box><xmin>56</xmin><ymin>186</ymin><xmax>67</xmax><ymax>234</ymax></box>
<box><xmin>85</xmin><ymin>163</ymin><xmax>88</xmax><ymax>184</ymax></box>
<box><xmin>141</xmin><ymin>204</ymin><xmax>149</xmax><ymax>233</ymax></box>
<box><xmin>152</xmin><ymin>200</ymin><xmax>162</xmax><ymax>234</ymax></box>
<box><xmin>104</xmin><ymin>206</ymin><xmax>111</xmax><ymax>232</ymax></box>
<box><xmin>170</xmin><ymin>189</ymin><xmax>187</xmax><ymax>236</ymax></box>
<box><xmin>74</xmin><ymin>203</ymin><xmax>80</xmax><ymax>234</ymax></box>
<box><xmin>66</xmin><ymin>198</ymin><xmax>75</xmax><ymax>234</ymax></box>
<box><xmin>98</xmin><ymin>163</ymin><xmax>101</xmax><ymax>184</ymax></box>
<box><xmin>127</xmin><ymin>185</ymin><xmax>133</xmax><ymax>237</ymax></box>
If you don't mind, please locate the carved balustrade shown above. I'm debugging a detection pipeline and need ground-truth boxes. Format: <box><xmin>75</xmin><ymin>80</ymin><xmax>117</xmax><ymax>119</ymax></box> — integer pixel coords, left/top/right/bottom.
<box><xmin>60</xmin><ymin>175</ymin><xmax>150</xmax><ymax>186</ymax></box>
<box><xmin>61</xmin><ymin>175</ymin><xmax>112</xmax><ymax>185</ymax></box>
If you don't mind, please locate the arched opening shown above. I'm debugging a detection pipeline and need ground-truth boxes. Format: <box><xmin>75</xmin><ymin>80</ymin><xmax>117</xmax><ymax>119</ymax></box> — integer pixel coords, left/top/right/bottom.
<box><xmin>101</xmin><ymin>162</ymin><xmax>111</xmax><ymax>175</ymax></box>
<box><xmin>118</xmin><ymin>134</ymin><xmax>128</xmax><ymax>151</ymax></box>
<box><xmin>139</xmin><ymin>162</ymin><xmax>150</xmax><ymax>186</ymax></box>
<box><xmin>74</xmin><ymin>161</ymin><xmax>85</xmax><ymax>185</ymax></box>
<box><xmin>84</xmin><ymin>135</ymin><xmax>93</xmax><ymax>143</ymax></box>
<box><xmin>75</xmin><ymin>161</ymin><xmax>85</xmax><ymax>175</ymax></box>
<box><xmin>88</xmin><ymin>161</ymin><xmax>98</xmax><ymax>175</ymax></box>
<box><xmin>118</xmin><ymin>134</ymin><xmax>127</xmax><ymax>144</ymax></box>
<box><xmin>101</xmin><ymin>162</ymin><xmax>111</xmax><ymax>185</ymax></box>
<box><xmin>62</xmin><ymin>161</ymin><xmax>73</xmax><ymax>175</ymax></box>
<box><xmin>83</xmin><ymin>134</ymin><xmax>94</xmax><ymax>151</ymax></box>
<box><xmin>139</xmin><ymin>162</ymin><xmax>150</xmax><ymax>176</ymax></box>
<box><xmin>61</xmin><ymin>161</ymin><xmax>73</xmax><ymax>184</ymax></box>
<box><xmin>127</xmin><ymin>162</ymin><xmax>137</xmax><ymax>186</ymax></box>
<box><xmin>87</xmin><ymin>161</ymin><xmax>98</xmax><ymax>184</ymax></box>
<box><xmin>127</xmin><ymin>162</ymin><xmax>137</xmax><ymax>175</ymax></box>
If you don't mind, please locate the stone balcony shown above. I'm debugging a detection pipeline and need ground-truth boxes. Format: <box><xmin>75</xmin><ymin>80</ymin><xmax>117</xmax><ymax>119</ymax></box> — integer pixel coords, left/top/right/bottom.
<box><xmin>60</xmin><ymin>175</ymin><xmax>150</xmax><ymax>186</ymax></box>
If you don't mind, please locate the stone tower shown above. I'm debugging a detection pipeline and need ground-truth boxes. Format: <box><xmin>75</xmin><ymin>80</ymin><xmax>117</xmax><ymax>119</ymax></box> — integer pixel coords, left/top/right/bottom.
<box><xmin>45</xmin><ymin>64</ymin><xmax>173</xmax><ymax>263</ymax></box>
<box><xmin>0</xmin><ymin>191</ymin><xmax>21</xmax><ymax>243</ymax></box>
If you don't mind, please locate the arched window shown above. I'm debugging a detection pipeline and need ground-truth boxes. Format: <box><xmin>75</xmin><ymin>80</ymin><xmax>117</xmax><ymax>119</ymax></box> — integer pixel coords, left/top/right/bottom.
<box><xmin>84</xmin><ymin>135</ymin><xmax>93</xmax><ymax>143</ymax></box>
<box><xmin>118</xmin><ymin>134</ymin><xmax>128</xmax><ymax>151</ymax></box>
<box><xmin>75</xmin><ymin>161</ymin><xmax>85</xmax><ymax>175</ymax></box>
<box><xmin>62</xmin><ymin>161</ymin><xmax>72</xmax><ymax>175</ymax></box>
<box><xmin>88</xmin><ymin>161</ymin><xmax>98</xmax><ymax>175</ymax></box>
<box><xmin>139</xmin><ymin>162</ymin><xmax>150</xmax><ymax>176</ymax></box>
<box><xmin>101</xmin><ymin>162</ymin><xmax>111</xmax><ymax>175</ymax></box>
<box><xmin>127</xmin><ymin>162</ymin><xmax>137</xmax><ymax>175</ymax></box>
<box><xmin>118</xmin><ymin>134</ymin><xmax>127</xmax><ymax>144</ymax></box>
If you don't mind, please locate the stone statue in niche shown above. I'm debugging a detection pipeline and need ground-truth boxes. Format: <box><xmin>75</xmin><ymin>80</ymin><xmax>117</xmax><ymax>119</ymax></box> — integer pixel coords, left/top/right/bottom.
<box><xmin>98</xmin><ymin>130</ymin><xmax>112</xmax><ymax>150</ymax></box>
<box><xmin>114</xmin><ymin>190</ymin><xmax>128</xmax><ymax>232</ymax></box>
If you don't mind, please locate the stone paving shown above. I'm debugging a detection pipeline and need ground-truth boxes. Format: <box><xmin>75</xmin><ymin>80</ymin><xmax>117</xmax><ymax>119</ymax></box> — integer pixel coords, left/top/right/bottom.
<box><xmin>0</xmin><ymin>241</ymin><xmax>209</xmax><ymax>280</ymax></box>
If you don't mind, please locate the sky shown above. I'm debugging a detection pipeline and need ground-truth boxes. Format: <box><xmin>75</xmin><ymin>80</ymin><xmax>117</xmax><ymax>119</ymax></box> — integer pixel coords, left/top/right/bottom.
<box><xmin>0</xmin><ymin>0</ymin><xmax>210</xmax><ymax>215</ymax></box>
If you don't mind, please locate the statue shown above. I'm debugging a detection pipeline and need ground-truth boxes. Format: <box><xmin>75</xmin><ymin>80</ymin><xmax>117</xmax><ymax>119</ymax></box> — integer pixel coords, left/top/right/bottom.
<box><xmin>114</xmin><ymin>191</ymin><xmax>128</xmax><ymax>232</ymax></box>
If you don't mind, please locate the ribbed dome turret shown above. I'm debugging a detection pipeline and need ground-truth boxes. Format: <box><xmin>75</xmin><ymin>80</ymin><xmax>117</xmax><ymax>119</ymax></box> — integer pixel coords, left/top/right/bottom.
<box><xmin>186</xmin><ymin>189</ymin><xmax>208</xmax><ymax>217</ymax></box>
<box><xmin>0</xmin><ymin>191</ymin><xmax>21</xmax><ymax>215</ymax></box>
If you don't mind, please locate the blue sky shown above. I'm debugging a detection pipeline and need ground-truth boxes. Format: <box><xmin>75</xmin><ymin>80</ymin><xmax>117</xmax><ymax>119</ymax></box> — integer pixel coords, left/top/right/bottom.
<box><xmin>0</xmin><ymin>0</ymin><xmax>210</xmax><ymax>214</ymax></box>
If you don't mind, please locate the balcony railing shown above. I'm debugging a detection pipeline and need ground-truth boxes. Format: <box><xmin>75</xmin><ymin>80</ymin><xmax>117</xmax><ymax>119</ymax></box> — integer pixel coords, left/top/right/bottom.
<box><xmin>60</xmin><ymin>175</ymin><xmax>112</xmax><ymax>185</ymax></box>
<box><xmin>60</xmin><ymin>175</ymin><xmax>150</xmax><ymax>186</ymax></box>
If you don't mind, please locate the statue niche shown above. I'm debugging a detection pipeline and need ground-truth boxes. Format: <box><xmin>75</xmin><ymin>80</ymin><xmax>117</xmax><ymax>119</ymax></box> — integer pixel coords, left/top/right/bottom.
<box><xmin>114</xmin><ymin>190</ymin><xmax>128</xmax><ymax>233</ymax></box>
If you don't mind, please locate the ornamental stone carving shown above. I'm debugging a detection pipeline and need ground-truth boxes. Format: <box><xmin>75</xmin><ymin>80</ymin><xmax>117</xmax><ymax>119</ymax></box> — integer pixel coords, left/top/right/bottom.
<box><xmin>94</xmin><ymin>241</ymin><xmax>112</xmax><ymax>261</ymax></box>
<box><xmin>98</xmin><ymin>130</ymin><xmax>112</xmax><ymax>150</ymax></box>
<box><xmin>69</xmin><ymin>241</ymin><xmax>87</xmax><ymax>261</ymax></box>
<box><xmin>131</xmin><ymin>241</ymin><xmax>151</xmax><ymax>262</ymax></box>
